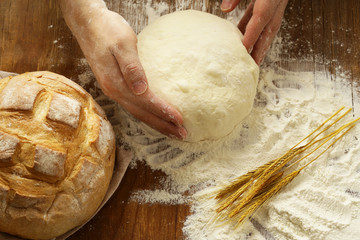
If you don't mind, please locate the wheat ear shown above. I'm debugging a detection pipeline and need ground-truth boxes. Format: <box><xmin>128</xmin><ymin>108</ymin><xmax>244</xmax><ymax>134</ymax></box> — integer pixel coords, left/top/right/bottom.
<box><xmin>234</xmin><ymin>170</ymin><xmax>300</xmax><ymax>222</ymax></box>
<box><xmin>215</xmin><ymin>107</ymin><xmax>359</xmax><ymax>227</ymax></box>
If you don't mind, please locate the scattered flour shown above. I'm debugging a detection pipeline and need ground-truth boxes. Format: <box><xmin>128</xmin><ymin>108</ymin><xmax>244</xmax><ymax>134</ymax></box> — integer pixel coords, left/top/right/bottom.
<box><xmin>131</xmin><ymin>189</ymin><xmax>190</xmax><ymax>205</ymax></box>
<box><xmin>75</xmin><ymin>1</ymin><xmax>360</xmax><ymax>240</ymax></box>
<box><xmin>145</xmin><ymin>0</ymin><xmax>169</xmax><ymax>24</ymax></box>
<box><xmin>77</xmin><ymin>58</ymin><xmax>94</xmax><ymax>86</ymax></box>
<box><xmin>112</xmin><ymin>65</ymin><xmax>360</xmax><ymax>240</ymax></box>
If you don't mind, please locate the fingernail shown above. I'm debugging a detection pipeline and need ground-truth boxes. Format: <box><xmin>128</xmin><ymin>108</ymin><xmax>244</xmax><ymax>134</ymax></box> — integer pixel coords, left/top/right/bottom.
<box><xmin>169</xmin><ymin>114</ymin><xmax>182</xmax><ymax>127</ymax></box>
<box><xmin>132</xmin><ymin>80</ymin><xmax>148</xmax><ymax>95</ymax></box>
<box><xmin>259</xmin><ymin>57</ymin><xmax>265</xmax><ymax>65</ymax></box>
<box><xmin>178</xmin><ymin>127</ymin><xmax>187</xmax><ymax>140</ymax></box>
<box><xmin>221</xmin><ymin>0</ymin><xmax>232</xmax><ymax>11</ymax></box>
<box><xmin>255</xmin><ymin>55</ymin><xmax>264</xmax><ymax>66</ymax></box>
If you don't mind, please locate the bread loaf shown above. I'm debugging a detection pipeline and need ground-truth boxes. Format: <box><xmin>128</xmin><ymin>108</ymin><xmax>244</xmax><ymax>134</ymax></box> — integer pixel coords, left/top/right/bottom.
<box><xmin>0</xmin><ymin>71</ymin><xmax>115</xmax><ymax>239</ymax></box>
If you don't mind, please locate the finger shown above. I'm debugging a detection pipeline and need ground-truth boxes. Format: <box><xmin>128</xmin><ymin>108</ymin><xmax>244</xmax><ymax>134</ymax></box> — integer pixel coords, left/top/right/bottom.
<box><xmin>238</xmin><ymin>0</ymin><xmax>255</xmax><ymax>35</ymax></box>
<box><xmin>120</xmin><ymin>100</ymin><xmax>187</xmax><ymax>140</ymax></box>
<box><xmin>110</xmin><ymin>37</ymin><xmax>184</xmax><ymax>127</ymax></box>
<box><xmin>112</xmin><ymin>41</ymin><xmax>149</xmax><ymax>96</ymax></box>
<box><xmin>138</xmin><ymin>90</ymin><xmax>184</xmax><ymax>127</ymax></box>
<box><xmin>251</xmin><ymin>0</ymin><xmax>288</xmax><ymax>64</ymax></box>
<box><xmin>102</xmin><ymin>71</ymin><xmax>184</xmax><ymax>128</ymax></box>
<box><xmin>221</xmin><ymin>0</ymin><xmax>241</xmax><ymax>12</ymax></box>
<box><xmin>97</xmin><ymin>53</ymin><xmax>184</xmax><ymax>128</ymax></box>
<box><xmin>241</xmin><ymin>0</ymin><xmax>282</xmax><ymax>52</ymax></box>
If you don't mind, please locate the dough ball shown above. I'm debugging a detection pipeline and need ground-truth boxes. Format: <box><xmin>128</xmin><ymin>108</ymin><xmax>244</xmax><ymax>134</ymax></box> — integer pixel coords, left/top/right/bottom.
<box><xmin>138</xmin><ymin>10</ymin><xmax>259</xmax><ymax>142</ymax></box>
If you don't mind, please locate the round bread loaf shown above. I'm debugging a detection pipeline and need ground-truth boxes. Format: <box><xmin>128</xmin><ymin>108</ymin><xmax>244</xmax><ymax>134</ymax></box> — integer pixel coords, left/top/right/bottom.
<box><xmin>0</xmin><ymin>71</ymin><xmax>115</xmax><ymax>239</ymax></box>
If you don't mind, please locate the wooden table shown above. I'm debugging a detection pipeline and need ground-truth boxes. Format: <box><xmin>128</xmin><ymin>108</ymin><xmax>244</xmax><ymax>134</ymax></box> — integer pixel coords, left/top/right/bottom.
<box><xmin>0</xmin><ymin>0</ymin><xmax>359</xmax><ymax>239</ymax></box>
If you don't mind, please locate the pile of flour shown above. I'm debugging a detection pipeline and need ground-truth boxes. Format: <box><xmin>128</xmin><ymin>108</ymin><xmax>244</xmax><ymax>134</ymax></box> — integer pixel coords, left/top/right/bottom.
<box><xmin>116</xmin><ymin>64</ymin><xmax>360</xmax><ymax>240</ymax></box>
<box><xmin>75</xmin><ymin>2</ymin><xmax>360</xmax><ymax>239</ymax></box>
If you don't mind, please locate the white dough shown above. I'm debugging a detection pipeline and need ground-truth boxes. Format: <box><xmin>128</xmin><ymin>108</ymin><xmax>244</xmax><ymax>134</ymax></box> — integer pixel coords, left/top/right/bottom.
<box><xmin>138</xmin><ymin>10</ymin><xmax>259</xmax><ymax>142</ymax></box>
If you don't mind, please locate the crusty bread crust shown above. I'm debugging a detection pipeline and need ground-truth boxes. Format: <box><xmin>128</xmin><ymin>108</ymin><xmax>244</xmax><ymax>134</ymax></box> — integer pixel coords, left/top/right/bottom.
<box><xmin>0</xmin><ymin>71</ymin><xmax>115</xmax><ymax>239</ymax></box>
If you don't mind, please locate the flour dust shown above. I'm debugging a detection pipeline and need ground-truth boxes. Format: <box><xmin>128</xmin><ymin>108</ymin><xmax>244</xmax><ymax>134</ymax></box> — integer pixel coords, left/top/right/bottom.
<box><xmin>73</xmin><ymin>2</ymin><xmax>360</xmax><ymax>240</ymax></box>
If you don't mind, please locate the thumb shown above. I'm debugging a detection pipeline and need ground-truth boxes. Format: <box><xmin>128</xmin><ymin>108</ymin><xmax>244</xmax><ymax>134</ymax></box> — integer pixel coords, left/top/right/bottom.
<box><xmin>112</xmin><ymin>44</ymin><xmax>148</xmax><ymax>96</ymax></box>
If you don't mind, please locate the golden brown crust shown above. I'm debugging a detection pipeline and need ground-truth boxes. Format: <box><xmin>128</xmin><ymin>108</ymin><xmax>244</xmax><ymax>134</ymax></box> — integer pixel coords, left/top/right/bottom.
<box><xmin>0</xmin><ymin>71</ymin><xmax>115</xmax><ymax>239</ymax></box>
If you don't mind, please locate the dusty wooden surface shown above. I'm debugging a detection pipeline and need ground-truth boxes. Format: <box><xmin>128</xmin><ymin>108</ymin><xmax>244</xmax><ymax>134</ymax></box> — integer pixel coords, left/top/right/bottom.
<box><xmin>0</xmin><ymin>0</ymin><xmax>359</xmax><ymax>239</ymax></box>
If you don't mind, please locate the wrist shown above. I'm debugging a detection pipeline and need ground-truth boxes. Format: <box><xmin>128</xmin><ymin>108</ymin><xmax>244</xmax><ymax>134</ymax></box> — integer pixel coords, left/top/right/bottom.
<box><xmin>59</xmin><ymin>0</ymin><xmax>108</xmax><ymax>34</ymax></box>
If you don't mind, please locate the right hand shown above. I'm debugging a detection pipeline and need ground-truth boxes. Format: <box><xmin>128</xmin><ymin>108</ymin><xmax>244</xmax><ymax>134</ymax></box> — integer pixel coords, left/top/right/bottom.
<box><xmin>62</xmin><ymin>7</ymin><xmax>187</xmax><ymax>140</ymax></box>
<box><xmin>221</xmin><ymin>0</ymin><xmax>288</xmax><ymax>64</ymax></box>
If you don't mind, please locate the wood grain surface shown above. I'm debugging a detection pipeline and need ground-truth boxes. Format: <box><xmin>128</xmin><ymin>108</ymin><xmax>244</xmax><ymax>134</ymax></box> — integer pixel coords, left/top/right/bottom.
<box><xmin>0</xmin><ymin>0</ymin><xmax>360</xmax><ymax>239</ymax></box>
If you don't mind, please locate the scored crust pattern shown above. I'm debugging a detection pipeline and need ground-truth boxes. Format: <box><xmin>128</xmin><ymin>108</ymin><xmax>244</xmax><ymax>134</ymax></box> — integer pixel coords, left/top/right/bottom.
<box><xmin>0</xmin><ymin>71</ymin><xmax>115</xmax><ymax>240</ymax></box>
<box><xmin>0</xmin><ymin>132</ymin><xmax>19</xmax><ymax>163</ymax></box>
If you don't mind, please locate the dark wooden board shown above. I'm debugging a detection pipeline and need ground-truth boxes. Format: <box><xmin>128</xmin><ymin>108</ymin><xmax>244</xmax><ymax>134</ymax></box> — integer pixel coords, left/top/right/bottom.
<box><xmin>0</xmin><ymin>0</ymin><xmax>359</xmax><ymax>239</ymax></box>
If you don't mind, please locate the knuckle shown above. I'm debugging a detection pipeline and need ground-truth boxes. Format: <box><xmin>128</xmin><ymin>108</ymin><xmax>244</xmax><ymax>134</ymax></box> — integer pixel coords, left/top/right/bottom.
<box><xmin>123</xmin><ymin>62</ymin><xmax>139</xmax><ymax>75</ymax></box>
<box><xmin>252</xmin><ymin>7</ymin><xmax>272</xmax><ymax>24</ymax></box>
<box><xmin>115</xmin><ymin>31</ymin><xmax>137</xmax><ymax>48</ymax></box>
<box><xmin>122</xmin><ymin>62</ymin><xmax>145</xmax><ymax>83</ymax></box>
<box><xmin>109</xmin><ymin>33</ymin><xmax>137</xmax><ymax>55</ymax></box>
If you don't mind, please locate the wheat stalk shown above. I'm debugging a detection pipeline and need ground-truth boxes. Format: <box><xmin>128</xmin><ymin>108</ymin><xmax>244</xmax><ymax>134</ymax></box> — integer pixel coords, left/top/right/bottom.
<box><xmin>234</xmin><ymin>170</ymin><xmax>300</xmax><ymax>223</ymax></box>
<box><xmin>215</xmin><ymin>157</ymin><xmax>278</xmax><ymax>200</ymax></box>
<box><xmin>215</xmin><ymin>107</ymin><xmax>359</xmax><ymax>226</ymax></box>
<box><xmin>217</xmin><ymin>146</ymin><xmax>303</xmax><ymax>214</ymax></box>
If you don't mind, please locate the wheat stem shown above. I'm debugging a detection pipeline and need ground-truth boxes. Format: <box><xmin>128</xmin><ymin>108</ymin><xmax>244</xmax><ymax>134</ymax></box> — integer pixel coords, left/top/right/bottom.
<box><xmin>224</xmin><ymin>147</ymin><xmax>301</xmax><ymax>217</ymax></box>
<box><xmin>298</xmin><ymin>124</ymin><xmax>356</xmax><ymax>172</ymax></box>
<box><xmin>215</xmin><ymin>107</ymin><xmax>359</xmax><ymax>228</ymax></box>
<box><xmin>289</xmin><ymin>106</ymin><xmax>346</xmax><ymax>150</ymax></box>
<box><xmin>286</xmin><ymin>117</ymin><xmax>360</xmax><ymax>171</ymax></box>
<box><xmin>303</xmin><ymin>108</ymin><xmax>351</xmax><ymax>146</ymax></box>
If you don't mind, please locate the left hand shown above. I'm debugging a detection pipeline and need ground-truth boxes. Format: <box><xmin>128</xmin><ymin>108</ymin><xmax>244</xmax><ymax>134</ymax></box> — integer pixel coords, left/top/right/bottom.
<box><xmin>221</xmin><ymin>0</ymin><xmax>289</xmax><ymax>65</ymax></box>
<box><xmin>59</xmin><ymin>1</ymin><xmax>187</xmax><ymax>140</ymax></box>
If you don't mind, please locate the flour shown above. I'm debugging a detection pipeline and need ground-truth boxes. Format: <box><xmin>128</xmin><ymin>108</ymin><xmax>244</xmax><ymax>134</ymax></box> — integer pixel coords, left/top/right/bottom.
<box><xmin>73</xmin><ymin>2</ymin><xmax>360</xmax><ymax>239</ymax></box>
<box><xmin>145</xmin><ymin>0</ymin><xmax>168</xmax><ymax>24</ymax></box>
<box><xmin>130</xmin><ymin>189</ymin><xmax>190</xmax><ymax>205</ymax></box>
<box><xmin>115</xmin><ymin>64</ymin><xmax>360</xmax><ymax>240</ymax></box>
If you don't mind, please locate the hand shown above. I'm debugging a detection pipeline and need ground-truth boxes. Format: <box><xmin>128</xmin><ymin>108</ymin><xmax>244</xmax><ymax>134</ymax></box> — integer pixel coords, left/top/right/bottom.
<box><xmin>60</xmin><ymin>1</ymin><xmax>187</xmax><ymax>140</ymax></box>
<box><xmin>221</xmin><ymin>0</ymin><xmax>289</xmax><ymax>65</ymax></box>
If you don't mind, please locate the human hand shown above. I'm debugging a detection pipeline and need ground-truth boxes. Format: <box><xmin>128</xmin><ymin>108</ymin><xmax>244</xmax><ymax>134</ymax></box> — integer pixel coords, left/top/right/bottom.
<box><xmin>60</xmin><ymin>1</ymin><xmax>187</xmax><ymax>139</ymax></box>
<box><xmin>221</xmin><ymin>0</ymin><xmax>289</xmax><ymax>65</ymax></box>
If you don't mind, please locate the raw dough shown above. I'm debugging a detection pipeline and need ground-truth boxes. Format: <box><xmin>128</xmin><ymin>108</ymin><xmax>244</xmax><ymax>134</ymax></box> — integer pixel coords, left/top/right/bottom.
<box><xmin>138</xmin><ymin>10</ymin><xmax>259</xmax><ymax>142</ymax></box>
